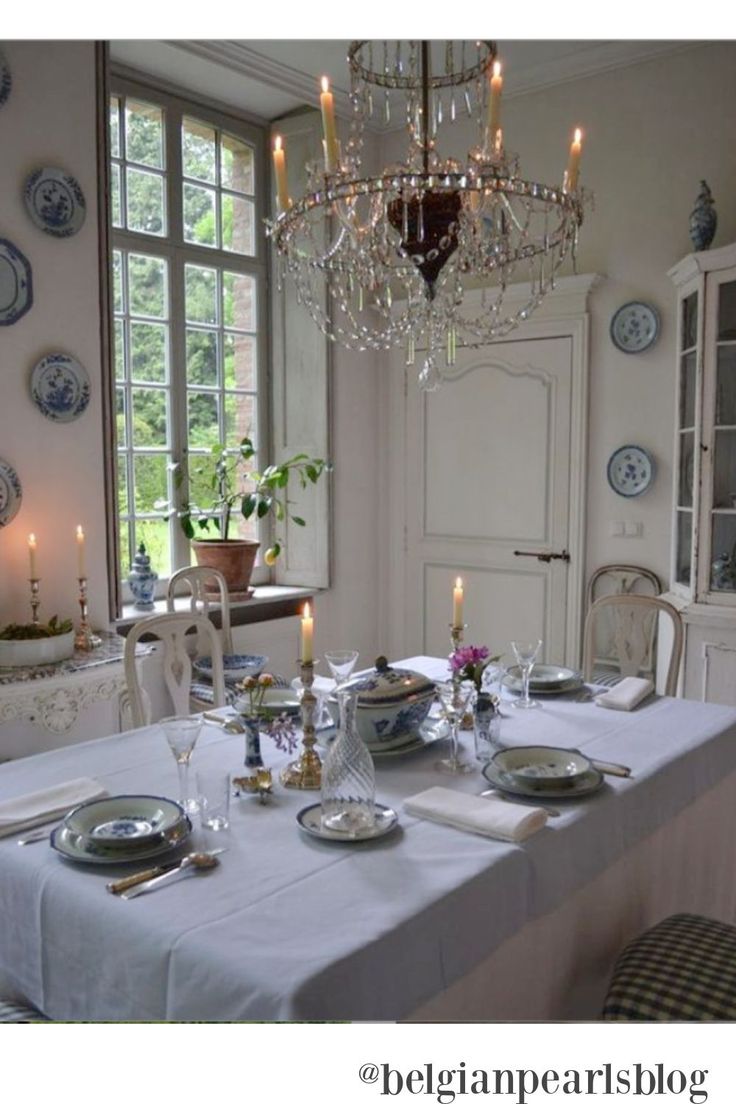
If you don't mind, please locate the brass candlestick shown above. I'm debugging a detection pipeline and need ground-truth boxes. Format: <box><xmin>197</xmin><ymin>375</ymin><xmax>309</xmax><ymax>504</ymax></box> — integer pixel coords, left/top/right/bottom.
<box><xmin>449</xmin><ymin>622</ymin><xmax>474</xmax><ymax>729</ymax></box>
<box><xmin>280</xmin><ymin>660</ymin><xmax>322</xmax><ymax>790</ymax></box>
<box><xmin>29</xmin><ymin>578</ymin><xmax>41</xmax><ymax>625</ymax></box>
<box><xmin>450</xmin><ymin>622</ymin><xmax>465</xmax><ymax>654</ymax></box>
<box><xmin>74</xmin><ymin>577</ymin><xmax>102</xmax><ymax>651</ymax></box>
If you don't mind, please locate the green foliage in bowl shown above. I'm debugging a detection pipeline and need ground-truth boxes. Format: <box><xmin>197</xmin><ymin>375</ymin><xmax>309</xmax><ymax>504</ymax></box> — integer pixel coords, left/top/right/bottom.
<box><xmin>0</xmin><ymin>615</ymin><xmax>73</xmax><ymax>641</ymax></box>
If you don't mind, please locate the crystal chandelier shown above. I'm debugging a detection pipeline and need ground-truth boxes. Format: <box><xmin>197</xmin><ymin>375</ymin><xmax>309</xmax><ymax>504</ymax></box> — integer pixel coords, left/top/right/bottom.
<box><xmin>268</xmin><ymin>41</ymin><xmax>587</xmax><ymax>390</ymax></box>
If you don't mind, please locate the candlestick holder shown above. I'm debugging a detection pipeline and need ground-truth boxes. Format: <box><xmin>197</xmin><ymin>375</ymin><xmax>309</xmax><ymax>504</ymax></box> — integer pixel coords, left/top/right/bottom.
<box><xmin>449</xmin><ymin>623</ymin><xmax>474</xmax><ymax>729</ymax></box>
<box><xmin>449</xmin><ymin>622</ymin><xmax>466</xmax><ymax>655</ymax></box>
<box><xmin>280</xmin><ymin>659</ymin><xmax>322</xmax><ymax>790</ymax></box>
<box><xmin>29</xmin><ymin>578</ymin><xmax>40</xmax><ymax>625</ymax></box>
<box><xmin>74</xmin><ymin>577</ymin><xmax>102</xmax><ymax>651</ymax></box>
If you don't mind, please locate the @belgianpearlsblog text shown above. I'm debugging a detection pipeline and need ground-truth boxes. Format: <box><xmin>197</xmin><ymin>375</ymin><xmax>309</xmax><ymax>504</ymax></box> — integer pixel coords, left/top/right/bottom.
<box><xmin>357</xmin><ymin>1062</ymin><xmax>710</xmax><ymax>1104</ymax></box>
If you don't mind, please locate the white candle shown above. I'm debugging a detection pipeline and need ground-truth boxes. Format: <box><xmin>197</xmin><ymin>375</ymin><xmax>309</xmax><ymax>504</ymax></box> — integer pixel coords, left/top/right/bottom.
<box><xmin>320</xmin><ymin>77</ymin><xmax>339</xmax><ymax>173</ymax></box>
<box><xmin>487</xmin><ymin>60</ymin><xmax>503</xmax><ymax>150</ymax></box>
<box><xmin>453</xmin><ymin>576</ymin><xmax>464</xmax><ymax>630</ymax></box>
<box><xmin>301</xmin><ymin>601</ymin><xmax>314</xmax><ymax>664</ymax></box>
<box><xmin>28</xmin><ymin>533</ymin><xmax>37</xmax><ymax>579</ymax></box>
<box><xmin>272</xmin><ymin>135</ymin><xmax>289</xmax><ymax>213</ymax></box>
<box><xmin>76</xmin><ymin>525</ymin><xmax>86</xmax><ymax>578</ymax></box>
<box><xmin>565</xmin><ymin>127</ymin><xmax>583</xmax><ymax>192</ymax></box>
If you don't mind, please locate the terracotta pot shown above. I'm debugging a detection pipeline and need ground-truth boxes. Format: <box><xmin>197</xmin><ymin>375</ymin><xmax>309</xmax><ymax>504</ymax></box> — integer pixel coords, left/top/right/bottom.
<box><xmin>191</xmin><ymin>539</ymin><xmax>260</xmax><ymax>593</ymax></box>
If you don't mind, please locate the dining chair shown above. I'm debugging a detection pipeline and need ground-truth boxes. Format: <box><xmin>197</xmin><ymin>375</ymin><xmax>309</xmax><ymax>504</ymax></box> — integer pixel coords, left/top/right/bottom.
<box><xmin>586</xmin><ymin>564</ymin><xmax>662</xmax><ymax>683</ymax></box>
<box><xmin>166</xmin><ymin>566</ymin><xmax>234</xmax><ymax>654</ymax></box>
<box><xmin>603</xmin><ymin>913</ymin><xmax>736</xmax><ymax>1021</ymax></box>
<box><xmin>582</xmin><ymin>594</ymin><xmax>683</xmax><ymax>697</ymax></box>
<box><xmin>122</xmin><ymin>611</ymin><xmax>225</xmax><ymax>728</ymax></box>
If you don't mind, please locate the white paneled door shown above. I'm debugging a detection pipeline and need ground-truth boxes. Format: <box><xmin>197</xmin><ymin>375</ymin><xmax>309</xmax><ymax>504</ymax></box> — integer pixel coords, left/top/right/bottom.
<box><xmin>403</xmin><ymin>334</ymin><xmax>582</xmax><ymax>665</ymax></box>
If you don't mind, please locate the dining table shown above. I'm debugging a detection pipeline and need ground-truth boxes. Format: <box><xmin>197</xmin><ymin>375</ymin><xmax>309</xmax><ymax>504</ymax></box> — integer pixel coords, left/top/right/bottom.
<box><xmin>1</xmin><ymin>654</ymin><xmax>736</xmax><ymax>1023</ymax></box>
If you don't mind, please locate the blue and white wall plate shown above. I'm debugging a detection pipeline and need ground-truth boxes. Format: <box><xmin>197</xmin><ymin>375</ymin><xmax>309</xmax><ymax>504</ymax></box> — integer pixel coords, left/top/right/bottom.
<box><xmin>610</xmin><ymin>301</ymin><xmax>660</xmax><ymax>353</ymax></box>
<box><xmin>0</xmin><ymin>238</ymin><xmax>32</xmax><ymax>326</ymax></box>
<box><xmin>0</xmin><ymin>49</ymin><xmax>10</xmax><ymax>107</ymax></box>
<box><xmin>0</xmin><ymin>459</ymin><xmax>22</xmax><ymax>527</ymax></box>
<box><xmin>31</xmin><ymin>353</ymin><xmax>91</xmax><ymax>423</ymax></box>
<box><xmin>24</xmin><ymin>167</ymin><xmax>86</xmax><ymax>238</ymax></box>
<box><xmin>607</xmin><ymin>445</ymin><xmax>655</xmax><ymax>497</ymax></box>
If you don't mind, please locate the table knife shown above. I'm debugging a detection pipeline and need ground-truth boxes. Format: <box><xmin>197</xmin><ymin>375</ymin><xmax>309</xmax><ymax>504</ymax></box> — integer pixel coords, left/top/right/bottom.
<box><xmin>589</xmin><ymin>758</ymin><xmax>632</xmax><ymax>778</ymax></box>
<box><xmin>106</xmin><ymin>847</ymin><xmax>226</xmax><ymax>895</ymax></box>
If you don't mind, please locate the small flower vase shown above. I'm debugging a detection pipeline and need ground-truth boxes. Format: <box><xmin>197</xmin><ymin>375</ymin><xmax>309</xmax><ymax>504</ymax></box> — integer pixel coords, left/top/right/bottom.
<box><xmin>128</xmin><ymin>542</ymin><xmax>157</xmax><ymax>610</ymax></box>
<box><xmin>321</xmin><ymin>689</ymin><xmax>376</xmax><ymax>834</ymax></box>
<box><xmin>243</xmin><ymin>716</ymin><xmax>264</xmax><ymax>768</ymax></box>
<box><xmin>473</xmin><ymin>691</ymin><xmax>501</xmax><ymax>762</ymax></box>
<box><xmin>689</xmin><ymin>180</ymin><xmax>717</xmax><ymax>252</ymax></box>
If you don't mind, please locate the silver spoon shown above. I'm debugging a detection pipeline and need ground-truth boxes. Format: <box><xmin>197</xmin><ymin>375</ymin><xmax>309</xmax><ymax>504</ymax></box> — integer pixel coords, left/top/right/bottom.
<box><xmin>121</xmin><ymin>851</ymin><xmax>220</xmax><ymax>899</ymax></box>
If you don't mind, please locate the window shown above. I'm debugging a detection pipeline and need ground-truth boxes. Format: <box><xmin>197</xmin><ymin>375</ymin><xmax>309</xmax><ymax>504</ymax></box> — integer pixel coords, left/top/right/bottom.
<box><xmin>108</xmin><ymin>78</ymin><xmax>267</xmax><ymax>596</ymax></box>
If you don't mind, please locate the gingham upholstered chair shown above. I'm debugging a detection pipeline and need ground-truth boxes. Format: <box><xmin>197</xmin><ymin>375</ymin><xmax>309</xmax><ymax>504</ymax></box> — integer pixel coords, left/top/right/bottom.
<box><xmin>603</xmin><ymin>914</ymin><xmax>736</xmax><ymax>1021</ymax></box>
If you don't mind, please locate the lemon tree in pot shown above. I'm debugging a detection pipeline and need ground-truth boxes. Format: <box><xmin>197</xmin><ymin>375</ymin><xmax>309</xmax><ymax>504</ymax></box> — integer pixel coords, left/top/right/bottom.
<box><xmin>163</xmin><ymin>437</ymin><xmax>330</xmax><ymax>593</ymax></box>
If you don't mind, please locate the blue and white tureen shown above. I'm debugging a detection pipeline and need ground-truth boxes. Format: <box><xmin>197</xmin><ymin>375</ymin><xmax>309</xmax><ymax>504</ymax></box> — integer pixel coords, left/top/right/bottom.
<box><xmin>330</xmin><ymin>656</ymin><xmax>436</xmax><ymax>750</ymax></box>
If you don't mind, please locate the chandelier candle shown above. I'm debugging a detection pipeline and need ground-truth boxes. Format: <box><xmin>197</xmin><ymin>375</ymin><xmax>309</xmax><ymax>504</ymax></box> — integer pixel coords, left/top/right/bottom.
<box><xmin>272</xmin><ymin>135</ymin><xmax>289</xmax><ymax>212</ymax></box>
<box><xmin>320</xmin><ymin>77</ymin><xmax>339</xmax><ymax>173</ymax></box>
<box><xmin>566</xmin><ymin>128</ymin><xmax>583</xmax><ymax>192</ymax></box>
<box><xmin>487</xmin><ymin>60</ymin><xmax>503</xmax><ymax>151</ymax></box>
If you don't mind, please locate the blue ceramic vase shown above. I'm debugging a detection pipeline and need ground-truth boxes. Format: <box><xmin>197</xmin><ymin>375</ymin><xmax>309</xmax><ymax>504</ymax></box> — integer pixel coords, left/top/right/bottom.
<box><xmin>689</xmin><ymin>181</ymin><xmax>717</xmax><ymax>252</ymax></box>
<box><xmin>128</xmin><ymin>542</ymin><xmax>157</xmax><ymax>610</ymax></box>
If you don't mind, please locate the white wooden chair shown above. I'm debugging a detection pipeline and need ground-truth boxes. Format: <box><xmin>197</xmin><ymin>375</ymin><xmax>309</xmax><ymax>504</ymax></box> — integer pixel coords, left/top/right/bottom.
<box><xmin>122</xmin><ymin>612</ymin><xmax>225</xmax><ymax>729</ymax></box>
<box><xmin>586</xmin><ymin>564</ymin><xmax>662</xmax><ymax>682</ymax></box>
<box><xmin>583</xmin><ymin>594</ymin><xmax>684</xmax><ymax>697</ymax></box>
<box><xmin>166</xmin><ymin>566</ymin><xmax>233</xmax><ymax>653</ymax></box>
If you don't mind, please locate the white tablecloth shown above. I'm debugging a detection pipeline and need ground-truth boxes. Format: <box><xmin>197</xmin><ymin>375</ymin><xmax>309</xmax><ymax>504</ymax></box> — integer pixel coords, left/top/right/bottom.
<box><xmin>1</xmin><ymin>655</ymin><xmax>736</xmax><ymax>1022</ymax></box>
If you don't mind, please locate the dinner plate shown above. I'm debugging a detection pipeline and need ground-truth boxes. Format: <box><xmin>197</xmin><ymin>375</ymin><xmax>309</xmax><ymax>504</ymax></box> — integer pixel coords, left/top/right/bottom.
<box><xmin>318</xmin><ymin>716</ymin><xmax>448</xmax><ymax>758</ymax></box>
<box><xmin>296</xmin><ymin>802</ymin><xmax>399</xmax><ymax>842</ymax></box>
<box><xmin>0</xmin><ymin>458</ymin><xmax>22</xmax><ymax>528</ymax></box>
<box><xmin>607</xmin><ymin>445</ymin><xmax>655</xmax><ymax>498</ymax></box>
<box><xmin>0</xmin><ymin>49</ymin><xmax>11</xmax><ymax>107</ymax></box>
<box><xmin>503</xmin><ymin>671</ymin><xmax>583</xmax><ymax>695</ymax></box>
<box><xmin>0</xmin><ymin>238</ymin><xmax>33</xmax><ymax>326</ymax></box>
<box><xmin>505</xmin><ymin>664</ymin><xmax>580</xmax><ymax>690</ymax></box>
<box><xmin>194</xmin><ymin>653</ymin><xmax>268</xmax><ymax>684</ymax></box>
<box><xmin>492</xmin><ymin>746</ymin><xmax>592</xmax><ymax>789</ymax></box>
<box><xmin>24</xmin><ymin>166</ymin><xmax>87</xmax><ymax>238</ymax></box>
<box><xmin>63</xmin><ymin>794</ymin><xmax>185</xmax><ymax>847</ymax></box>
<box><xmin>50</xmin><ymin>819</ymin><xmax>192</xmax><ymax>866</ymax></box>
<box><xmin>31</xmin><ymin>353</ymin><xmax>91</xmax><ymax>423</ymax></box>
<box><xmin>482</xmin><ymin>759</ymin><xmax>604</xmax><ymax>800</ymax></box>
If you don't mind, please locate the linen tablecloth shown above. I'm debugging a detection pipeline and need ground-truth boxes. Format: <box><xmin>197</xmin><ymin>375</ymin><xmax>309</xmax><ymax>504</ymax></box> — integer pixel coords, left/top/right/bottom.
<box><xmin>1</xmin><ymin>655</ymin><xmax>736</xmax><ymax>1021</ymax></box>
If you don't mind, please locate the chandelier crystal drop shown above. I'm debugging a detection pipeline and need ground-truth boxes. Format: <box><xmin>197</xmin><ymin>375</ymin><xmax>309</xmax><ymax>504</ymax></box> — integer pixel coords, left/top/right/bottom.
<box><xmin>268</xmin><ymin>41</ymin><xmax>588</xmax><ymax>391</ymax></box>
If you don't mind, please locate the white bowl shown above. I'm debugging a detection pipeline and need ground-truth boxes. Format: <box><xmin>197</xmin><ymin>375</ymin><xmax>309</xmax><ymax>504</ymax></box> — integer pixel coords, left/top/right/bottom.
<box><xmin>193</xmin><ymin>653</ymin><xmax>268</xmax><ymax>684</ymax></box>
<box><xmin>0</xmin><ymin>630</ymin><xmax>75</xmax><ymax>668</ymax></box>
<box><xmin>492</xmin><ymin>746</ymin><xmax>592</xmax><ymax>789</ymax></box>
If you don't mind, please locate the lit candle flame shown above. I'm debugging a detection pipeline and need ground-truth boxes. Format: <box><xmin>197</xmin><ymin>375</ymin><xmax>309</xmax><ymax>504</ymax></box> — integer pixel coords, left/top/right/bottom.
<box><xmin>493</xmin><ymin>61</ymin><xmax>502</xmax><ymax>79</ymax></box>
<box><xmin>303</xmin><ymin>601</ymin><xmax>311</xmax><ymax>618</ymax></box>
<box><xmin>274</xmin><ymin>134</ymin><xmax>282</xmax><ymax>152</ymax></box>
<box><xmin>321</xmin><ymin>76</ymin><xmax>330</xmax><ymax>94</ymax></box>
<box><xmin>574</xmin><ymin>127</ymin><xmax>582</xmax><ymax>144</ymax></box>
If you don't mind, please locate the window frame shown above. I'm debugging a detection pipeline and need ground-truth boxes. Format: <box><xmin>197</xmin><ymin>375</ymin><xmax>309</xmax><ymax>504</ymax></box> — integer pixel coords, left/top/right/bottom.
<box><xmin>106</xmin><ymin>69</ymin><xmax>271</xmax><ymax>609</ymax></box>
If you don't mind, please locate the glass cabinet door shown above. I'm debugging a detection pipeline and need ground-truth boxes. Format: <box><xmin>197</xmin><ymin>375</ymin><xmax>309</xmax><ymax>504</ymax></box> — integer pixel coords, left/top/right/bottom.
<box><xmin>675</xmin><ymin>290</ymin><xmax>698</xmax><ymax>588</ymax></box>
<box><xmin>708</xmin><ymin>278</ymin><xmax>736</xmax><ymax>593</ymax></box>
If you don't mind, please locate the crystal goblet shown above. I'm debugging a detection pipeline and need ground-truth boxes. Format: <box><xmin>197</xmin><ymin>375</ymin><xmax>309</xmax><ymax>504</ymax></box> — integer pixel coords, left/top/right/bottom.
<box><xmin>510</xmin><ymin>639</ymin><xmax>543</xmax><ymax>710</ymax></box>
<box><xmin>434</xmin><ymin>680</ymin><xmax>476</xmax><ymax>774</ymax></box>
<box><xmin>324</xmin><ymin>650</ymin><xmax>359</xmax><ymax>686</ymax></box>
<box><xmin>159</xmin><ymin>715</ymin><xmax>203</xmax><ymax>815</ymax></box>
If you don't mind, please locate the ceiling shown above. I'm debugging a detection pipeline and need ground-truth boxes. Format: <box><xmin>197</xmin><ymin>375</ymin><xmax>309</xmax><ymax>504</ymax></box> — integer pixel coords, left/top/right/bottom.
<box><xmin>110</xmin><ymin>39</ymin><xmax>692</xmax><ymax>126</ymax></box>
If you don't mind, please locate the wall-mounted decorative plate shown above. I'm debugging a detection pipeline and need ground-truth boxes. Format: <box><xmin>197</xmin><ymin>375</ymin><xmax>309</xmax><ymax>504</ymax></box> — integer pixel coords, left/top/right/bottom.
<box><xmin>610</xmin><ymin>301</ymin><xmax>660</xmax><ymax>354</ymax></box>
<box><xmin>23</xmin><ymin>167</ymin><xmax>86</xmax><ymax>238</ymax></box>
<box><xmin>0</xmin><ymin>459</ymin><xmax>22</xmax><ymax>527</ymax></box>
<box><xmin>0</xmin><ymin>238</ymin><xmax>32</xmax><ymax>325</ymax></box>
<box><xmin>607</xmin><ymin>445</ymin><xmax>655</xmax><ymax>497</ymax></box>
<box><xmin>0</xmin><ymin>49</ymin><xmax>10</xmax><ymax>108</ymax></box>
<box><xmin>31</xmin><ymin>353</ymin><xmax>91</xmax><ymax>422</ymax></box>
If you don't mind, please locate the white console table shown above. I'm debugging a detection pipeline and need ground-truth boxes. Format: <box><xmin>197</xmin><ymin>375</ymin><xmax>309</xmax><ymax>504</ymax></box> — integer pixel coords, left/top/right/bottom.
<box><xmin>0</xmin><ymin>632</ymin><xmax>144</xmax><ymax>761</ymax></box>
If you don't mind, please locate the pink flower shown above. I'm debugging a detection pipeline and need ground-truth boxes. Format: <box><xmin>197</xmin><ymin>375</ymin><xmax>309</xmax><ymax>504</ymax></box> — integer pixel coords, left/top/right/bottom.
<box><xmin>450</xmin><ymin>644</ymin><xmax>489</xmax><ymax>671</ymax></box>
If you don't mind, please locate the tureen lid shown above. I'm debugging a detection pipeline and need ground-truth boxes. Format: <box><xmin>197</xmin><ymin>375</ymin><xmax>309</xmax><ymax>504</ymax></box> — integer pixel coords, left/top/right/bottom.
<box><xmin>340</xmin><ymin>656</ymin><xmax>435</xmax><ymax>706</ymax></box>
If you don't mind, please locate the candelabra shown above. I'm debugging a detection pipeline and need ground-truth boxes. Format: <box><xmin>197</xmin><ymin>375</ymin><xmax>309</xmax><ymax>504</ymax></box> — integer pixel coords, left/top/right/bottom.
<box><xmin>29</xmin><ymin>579</ymin><xmax>40</xmax><ymax>625</ymax></box>
<box><xmin>280</xmin><ymin>660</ymin><xmax>322</xmax><ymax>789</ymax></box>
<box><xmin>74</xmin><ymin>577</ymin><xmax>101</xmax><ymax>651</ymax></box>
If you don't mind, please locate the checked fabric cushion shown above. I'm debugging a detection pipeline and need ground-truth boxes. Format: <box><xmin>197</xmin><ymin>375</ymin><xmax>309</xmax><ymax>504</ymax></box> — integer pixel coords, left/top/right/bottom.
<box><xmin>603</xmin><ymin>913</ymin><xmax>736</xmax><ymax>1021</ymax></box>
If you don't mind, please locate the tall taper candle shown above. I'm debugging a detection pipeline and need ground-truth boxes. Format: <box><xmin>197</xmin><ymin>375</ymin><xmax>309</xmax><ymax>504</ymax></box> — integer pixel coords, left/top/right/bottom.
<box><xmin>487</xmin><ymin>61</ymin><xmax>503</xmax><ymax>150</ymax></box>
<box><xmin>76</xmin><ymin>525</ymin><xmax>86</xmax><ymax>577</ymax></box>
<box><xmin>272</xmin><ymin>134</ymin><xmax>289</xmax><ymax>213</ymax></box>
<box><xmin>320</xmin><ymin>77</ymin><xmax>339</xmax><ymax>173</ymax></box>
<box><xmin>453</xmin><ymin>577</ymin><xmax>464</xmax><ymax>631</ymax></box>
<box><xmin>565</xmin><ymin>127</ymin><xmax>583</xmax><ymax>192</ymax></box>
<box><xmin>301</xmin><ymin>601</ymin><xmax>314</xmax><ymax>664</ymax></box>
<box><xmin>28</xmin><ymin>533</ymin><xmax>37</xmax><ymax>579</ymax></box>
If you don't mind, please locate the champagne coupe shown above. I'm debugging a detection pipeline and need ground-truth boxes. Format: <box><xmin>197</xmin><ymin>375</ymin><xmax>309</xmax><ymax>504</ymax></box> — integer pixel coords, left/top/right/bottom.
<box><xmin>434</xmin><ymin>680</ymin><xmax>476</xmax><ymax>774</ymax></box>
<box><xmin>324</xmin><ymin>650</ymin><xmax>359</xmax><ymax>686</ymax></box>
<box><xmin>159</xmin><ymin>715</ymin><xmax>203</xmax><ymax>815</ymax></box>
<box><xmin>510</xmin><ymin>639</ymin><xmax>543</xmax><ymax>709</ymax></box>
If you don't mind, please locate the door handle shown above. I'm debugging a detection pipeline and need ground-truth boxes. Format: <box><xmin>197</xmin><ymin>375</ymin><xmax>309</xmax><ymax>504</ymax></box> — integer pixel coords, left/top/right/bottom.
<box><xmin>513</xmin><ymin>549</ymin><xmax>571</xmax><ymax>564</ymax></box>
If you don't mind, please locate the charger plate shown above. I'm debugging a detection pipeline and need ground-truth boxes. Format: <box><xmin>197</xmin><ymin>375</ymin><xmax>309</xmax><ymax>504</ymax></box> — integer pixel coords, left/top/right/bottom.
<box><xmin>318</xmin><ymin>717</ymin><xmax>448</xmax><ymax>758</ymax></box>
<box><xmin>51</xmin><ymin>818</ymin><xmax>191</xmax><ymax>866</ymax></box>
<box><xmin>297</xmin><ymin>802</ymin><xmax>399</xmax><ymax>842</ymax></box>
<box><xmin>482</xmin><ymin>759</ymin><xmax>604</xmax><ymax>800</ymax></box>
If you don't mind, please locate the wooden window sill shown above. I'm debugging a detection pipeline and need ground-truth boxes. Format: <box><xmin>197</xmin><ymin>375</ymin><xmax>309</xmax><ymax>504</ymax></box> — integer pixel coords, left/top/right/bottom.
<box><xmin>115</xmin><ymin>585</ymin><xmax>318</xmax><ymax>637</ymax></box>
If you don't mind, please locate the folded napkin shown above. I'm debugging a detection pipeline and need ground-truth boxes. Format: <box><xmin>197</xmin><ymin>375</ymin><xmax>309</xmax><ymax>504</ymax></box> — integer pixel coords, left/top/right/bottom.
<box><xmin>0</xmin><ymin>777</ymin><xmax>108</xmax><ymax>838</ymax></box>
<box><xmin>595</xmin><ymin>676</ymin><xmax>654</xmax><ymax>712</ymax></box>
<box><xmin>404</xmin><ymin>786</ymin><xmax>547</xmax><ymax>842</ymax></box>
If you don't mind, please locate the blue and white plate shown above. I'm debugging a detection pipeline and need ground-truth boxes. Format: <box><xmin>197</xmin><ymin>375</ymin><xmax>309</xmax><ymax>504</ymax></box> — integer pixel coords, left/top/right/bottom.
<box><xmin>0</xmin><ymin>49</ymin><xmax>11</xmax><ymax>107</ymax></box>
<box><xmin>0</xmin><ymin>238</ymin><xmax>32</xmax><ymax>326</ymax></box>
<box><xmin>24</xmin><ymin>166</ymin><xmax>86</xmax><ymax>238</ymax></box>
<box><xmin>193</xmin><ymin>652</ymin><xmax>268</xmax><ymax>685</ymax></box>
<box><xmin>31</xmin><ymin>353</ymin><xmax>90</xmax><ymax>423</ymax></box>
<box><xmin>0</xmin><ymin>458</ymin><xmax>22</xmax><ymax>528</ymax></box>
<box><xmin>610</xmin><ymin>301</ymin><xmax>660</xmax><ymax>354</ymax></box>
<box><xmin>607</xmin><ymin>445</ymin><xmax>655</xmax><ymax>498</ymax></box>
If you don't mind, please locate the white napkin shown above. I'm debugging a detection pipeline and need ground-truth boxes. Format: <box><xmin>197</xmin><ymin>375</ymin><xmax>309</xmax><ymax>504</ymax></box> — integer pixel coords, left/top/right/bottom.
<box><xmin>595</xmin><ymin>676</ymin><xmax>654</xmax><ymax>712</ymax></box>
<box><xmin>404</xmin><ymin>786</ymin><xmax>547</xmax><ymax>842</ymax></box>
<box><xmin>0</xmin><ymin>777</ymin><xmax>108</xmax><ymax>838</ymax></box>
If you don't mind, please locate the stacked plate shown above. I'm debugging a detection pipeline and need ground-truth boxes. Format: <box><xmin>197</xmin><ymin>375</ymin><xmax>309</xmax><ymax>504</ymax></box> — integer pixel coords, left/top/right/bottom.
<box><xmin>503</xmin><ymin>664</ymin><xmax>583</xmax><ymax>696</ymax></box>
<box><xmin>193</xmin><ymin>653</ymin><xmax>268</xmax><ymax>685</ymax></box>
<box><xmin>50</xmin><ymin>795</ymin><xmax>191</xmax><ymax>865</ymax></box>
<box><xmin>483</xmin><ymin>746</ymin><xmax>604</xmax><ymax>800</ymax></box>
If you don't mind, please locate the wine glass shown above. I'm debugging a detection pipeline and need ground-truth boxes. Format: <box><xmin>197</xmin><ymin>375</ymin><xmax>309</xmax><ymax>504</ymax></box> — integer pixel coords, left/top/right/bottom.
<box><xmin>434</xmin><ymin>680</ymin><xmax>476</xmax><ymax>774</ymax></box>
<box><xmin>324</xmin><ymin>650</ymin><xmax>359</xmax><ymax>686</ymax></box>
<box><xmin>159</xmin><ymin>715</ymin><xmax>203</xmax><ymax>815</ymax></box>
<box><xmin>510</xmin><ymin>639</ymin><xmax>543</xmax><ymax>710</ymax></box>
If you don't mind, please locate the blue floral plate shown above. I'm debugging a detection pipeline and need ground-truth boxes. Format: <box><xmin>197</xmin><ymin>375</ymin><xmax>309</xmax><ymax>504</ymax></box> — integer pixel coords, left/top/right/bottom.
<box><xmin>0</xmin><ymin>238</ymin><xmax>32</xmax><ymax>326</ymax></box>
<box><xmin>24</xmin><ymin>166</ymin><xmax>86</xmax><ymax>238</ymax></box>
<box><xmin>0</xmin><ymin>458</ymin><xmax>22</xmax><ymax>528</ymax></box>
<box><xmin>31</xmin><ymin>353</ymin><xmax>90</xmax><ymax>423</ymax></box>
<box><xmin>194</xmin><ymin>652</ymin><xmax>268</xmax><ymax>684</ymax></box>
<box><xmin>0</xmin><ymin>49</ymin><xmax>11</xmax><ymax>107</ymax></box>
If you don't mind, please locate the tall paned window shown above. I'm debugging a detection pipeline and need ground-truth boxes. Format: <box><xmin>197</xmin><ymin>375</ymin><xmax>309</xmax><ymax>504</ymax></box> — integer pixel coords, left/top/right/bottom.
<box><xmin>109</xmin><ymin>79</ymin><xmax>267</xmax><ymax>596</ymax></box>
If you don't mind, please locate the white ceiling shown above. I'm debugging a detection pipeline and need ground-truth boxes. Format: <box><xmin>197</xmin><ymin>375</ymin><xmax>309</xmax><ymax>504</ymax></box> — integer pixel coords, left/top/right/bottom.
<box><xmin>110</xmin><ymin>39</ymin><xmax>693</xmax><ymax>125</ymax></box>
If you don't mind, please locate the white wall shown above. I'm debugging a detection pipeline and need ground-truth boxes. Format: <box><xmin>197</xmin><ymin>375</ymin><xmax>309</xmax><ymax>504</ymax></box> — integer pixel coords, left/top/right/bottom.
<box><xmin>380</xmin><ymin>42</ymin><xmax>736</xmax><ymax>593</ymax></box>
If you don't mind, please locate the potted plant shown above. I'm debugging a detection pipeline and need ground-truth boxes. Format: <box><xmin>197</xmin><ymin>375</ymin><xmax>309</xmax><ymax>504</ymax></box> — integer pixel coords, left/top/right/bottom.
<box><xmin>0</xmin><ymin>615</ymin><xmax>74</xmax><ymax>667</ymax></box>
<box><xmin>161</xmin><ymin>437</ymin><xmax>330</xmax><ymax>593</ymax></box>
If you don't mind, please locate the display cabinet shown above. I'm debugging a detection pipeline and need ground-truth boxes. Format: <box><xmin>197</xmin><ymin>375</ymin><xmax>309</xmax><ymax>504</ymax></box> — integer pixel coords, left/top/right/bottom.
<box><xmin>665</xmin><ymin>241</ymin><xmax>736</xmax><ymax>703</ymax></box>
